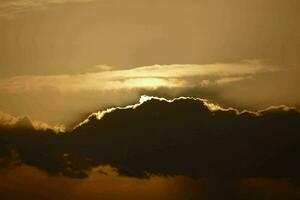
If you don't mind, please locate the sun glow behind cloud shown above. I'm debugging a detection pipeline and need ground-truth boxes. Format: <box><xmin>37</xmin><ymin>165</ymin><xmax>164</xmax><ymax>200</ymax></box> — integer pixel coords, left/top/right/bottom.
<box><xmin>75</xmin><ymin>94</ymin><xmax>287</xmax><ymax>130</ymax></box>
<box><xmin>0</xmin><ymin>61</ymin><xmax>278</xmax><ymax>93</ymax></box>
<box><xmin>1</xmin><ymin>60</ymin><xmax>295</xmax><ymax>128</ymax></box>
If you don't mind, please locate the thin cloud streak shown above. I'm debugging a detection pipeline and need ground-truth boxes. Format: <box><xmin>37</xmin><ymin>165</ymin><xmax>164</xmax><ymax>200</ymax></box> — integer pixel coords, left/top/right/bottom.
<box><xmin>0</xmin><ymin>61</ymin><xmax>279</xmax><ymax>93</ymax></box>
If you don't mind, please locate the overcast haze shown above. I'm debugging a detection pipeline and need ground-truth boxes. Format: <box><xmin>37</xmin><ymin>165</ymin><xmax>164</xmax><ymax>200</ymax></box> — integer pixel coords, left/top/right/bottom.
<box><xmin>0</xmin><ymin>0</ymin><xmax>299</xmax><ymax>76</ymax></box>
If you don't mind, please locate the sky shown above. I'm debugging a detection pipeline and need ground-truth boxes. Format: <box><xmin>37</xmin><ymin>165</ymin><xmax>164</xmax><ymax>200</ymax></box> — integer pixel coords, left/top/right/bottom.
<box><xmin>0</xmin><ymin>1</ymin><xmax>300</xmax><ymax>199</ymax></box>
<box><xmin>0</xmin><ymin>0</ymin><xmax>299</xmax><ymax>127</ymax></box>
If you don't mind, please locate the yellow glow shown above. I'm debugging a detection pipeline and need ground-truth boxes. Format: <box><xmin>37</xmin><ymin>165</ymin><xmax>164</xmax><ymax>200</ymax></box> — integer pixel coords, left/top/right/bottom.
<box><xmin>139</xmin><ymin>95</ymin><xmax>153</xmax><ymax>104</ymax></box>
<box><xmin>124</xmin><ymin>78</ymin><xmax>171</xmax><ymax>89</ymax></box>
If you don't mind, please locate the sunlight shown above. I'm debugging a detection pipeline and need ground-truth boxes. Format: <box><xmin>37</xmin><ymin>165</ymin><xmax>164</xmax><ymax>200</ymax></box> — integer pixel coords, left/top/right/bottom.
<box><xmin>139</xmin><ymin>95</ymin><xmax>153</xmax><ymax>104</ymax></box>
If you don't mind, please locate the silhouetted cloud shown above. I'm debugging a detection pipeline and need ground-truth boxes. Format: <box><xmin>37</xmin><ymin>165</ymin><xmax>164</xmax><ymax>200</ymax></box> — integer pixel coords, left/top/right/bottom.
<box><xmin>1</xmin><ymin>96</ymin><xmax>300</xmax><ymax>179</ymax></box>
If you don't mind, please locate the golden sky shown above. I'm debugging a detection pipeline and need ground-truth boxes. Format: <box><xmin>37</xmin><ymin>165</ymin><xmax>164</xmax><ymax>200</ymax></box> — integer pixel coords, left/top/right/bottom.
<box><xmin>0</xmin><ymin>0</ymin><xmax>299</xmax><ymax>76</ymax></box>
<box><xmin>0</xmin><ymin>0</ymin><xmax>299</xmax><ymax>126</ymax></box>
<box><xmin>1</xmin><ymin>2</ymin><xmax>300</xmax><ymax>199</ymax></box>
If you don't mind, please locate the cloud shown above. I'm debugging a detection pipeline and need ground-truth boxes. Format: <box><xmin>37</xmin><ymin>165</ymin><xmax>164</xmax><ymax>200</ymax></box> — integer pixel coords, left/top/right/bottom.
<box><xmin>0</xmin><ymin>61</ymin><xmax>278</xmax><ymax>93</ymax></box>
<box><xmin>1</xmin><ymin>96</ymin><xmax>300</xmax><ymax>179</ymax></box>
<box><xmin>0</xmin><ymin>164</ymin><xmax>208</xmax><ymax>200</ymax></box>
<box><xmin>1</xmin><ymin>164</ymin><xmax>300</xmax><ymax>200</ymax></box>
<box><xmin>0</xmin><ymin>0</ymin><xmax>97</xmax><ymax>18</ymax></box>
<box><xmin>0</xmin><ymin>111</ymin><xmax>64</xmax><ymax>133</ymax></box>
<box><xmin>2</xmin><ymin>61</ymin><xmax>300</xmax><ymax>128</ymax></box>
<box><xmin>0</xmin><ymin>111</ymin><xmax>18</xmax><ymax>127</ymax></box>
<box><xmin>73</xmin><ymin>95</ymin><xmax>257</xmax><ymax>129</ymax></box>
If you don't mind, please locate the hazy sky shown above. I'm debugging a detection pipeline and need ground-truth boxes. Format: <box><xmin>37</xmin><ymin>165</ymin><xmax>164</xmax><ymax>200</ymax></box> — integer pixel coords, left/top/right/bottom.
<box><xmin>1</xmin><ymin>2</ymin><xmax>300</xmax><ymax>198</ymax></box>
<box><xmin>0</xmin><ymin>0</ymin><xmax>299</xmax><ymax>126</ymax></box>
<box><xmin>0</xmin><ymin>0</ymin><xmax>299</xmax><ymax>76</ymax></box>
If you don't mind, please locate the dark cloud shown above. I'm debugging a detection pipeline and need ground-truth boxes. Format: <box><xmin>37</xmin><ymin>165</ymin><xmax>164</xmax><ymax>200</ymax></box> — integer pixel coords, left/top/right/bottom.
<box><xmin>1</xmin><ymin>96</ymin><xmax>300</xmax><ymax>179</ymax></box>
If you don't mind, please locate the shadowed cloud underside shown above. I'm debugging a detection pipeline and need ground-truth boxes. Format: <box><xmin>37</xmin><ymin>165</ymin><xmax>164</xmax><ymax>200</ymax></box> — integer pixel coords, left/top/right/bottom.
<box><xmin>0</xmin><ymin>96</ymin><xmax>300</xmax><ymax>179</ymax></box>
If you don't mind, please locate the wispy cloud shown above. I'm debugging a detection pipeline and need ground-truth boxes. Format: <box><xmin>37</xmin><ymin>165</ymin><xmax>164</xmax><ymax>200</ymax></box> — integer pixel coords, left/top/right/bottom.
<box><xmin>0</xmin><ymin>61</ymin><xmax>279</xmax><ymax>93</ymax></box>
<box><xmin>0</xmin><ymin>0</ymin><xmax>97</xmax><ymax>18</ymax></box>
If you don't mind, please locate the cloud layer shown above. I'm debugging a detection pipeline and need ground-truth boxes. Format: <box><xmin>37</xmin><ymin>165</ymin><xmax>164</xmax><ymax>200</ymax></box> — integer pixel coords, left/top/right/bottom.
<box><xmin>1</xmin><ymin>164</ymin><xmax>300</xmax><ymax>200</ymax></box>
<box><xmin>1</xmin><ymin>96</ymin><xmax>300</xmax><ymax>179</ymax></box>
<box><xmin>0</xmin><ymin>61</ymin><xmax>277</xmax><ymax>93</ymax></box>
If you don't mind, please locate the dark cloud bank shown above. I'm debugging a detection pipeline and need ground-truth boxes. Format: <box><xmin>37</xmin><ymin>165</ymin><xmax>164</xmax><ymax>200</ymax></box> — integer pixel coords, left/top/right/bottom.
<box><xmin>1</xmin><ymin>96</ymin><xmax>300</xmax><ymax>180</ymax></box>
